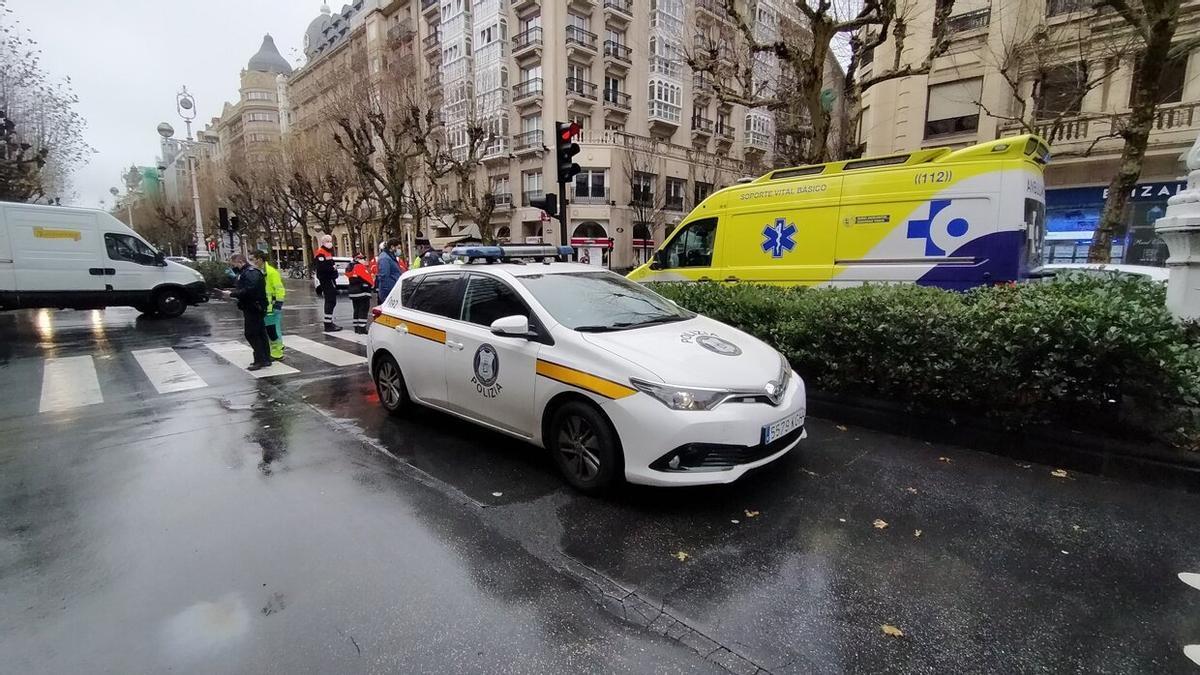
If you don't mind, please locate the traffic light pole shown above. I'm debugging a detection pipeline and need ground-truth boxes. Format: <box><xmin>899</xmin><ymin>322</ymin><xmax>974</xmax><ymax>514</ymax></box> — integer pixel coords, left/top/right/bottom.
<box><xmin>557</xmin><ymin>180</ymin><xmax>569</xmax><ymax>248</ymax></box>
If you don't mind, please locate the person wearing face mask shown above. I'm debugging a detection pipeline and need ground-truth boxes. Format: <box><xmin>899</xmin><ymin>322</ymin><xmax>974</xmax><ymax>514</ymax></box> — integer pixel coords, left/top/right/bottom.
<box><xmin>376</xmin><ymin>238</ymin><xmax>403</xmax><ymax>304</ymax></box>
<box><xmin>345</xmin><ymin>253</ymin><xmax>376</xmax><ymax>334</ymax></box>
<box><xmin>313</xmin><ymin>234</ymin><xmax>342</xmax><ymax>332</ymax></box>
<box><xmin>227</xmin><ymin>253</ymin><xmax>272</xmax><ymax>371</ymax></box>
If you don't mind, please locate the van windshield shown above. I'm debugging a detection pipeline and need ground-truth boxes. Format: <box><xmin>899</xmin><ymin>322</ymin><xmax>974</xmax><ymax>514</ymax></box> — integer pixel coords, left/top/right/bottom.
<box><xmin>516</xmin><ymin>271</ymin><xmax>694</xmax><ymax>332</ymax></box>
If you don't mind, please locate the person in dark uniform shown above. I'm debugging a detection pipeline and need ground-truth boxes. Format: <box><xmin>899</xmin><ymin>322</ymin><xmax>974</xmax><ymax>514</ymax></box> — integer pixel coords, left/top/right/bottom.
<box><xmin>313</xmin><ymin>234</ymin><xmax>342</xmax><ymax>332</ymax></box>
<box><xmin>345</xmin><ymin>253</ymin><xmax>375</xmax><ymax>334</ymax></box>
<box><xmin>228</xmin><ymin>253</ymin><xmax>272</xmax><ymax>371</ymax></box>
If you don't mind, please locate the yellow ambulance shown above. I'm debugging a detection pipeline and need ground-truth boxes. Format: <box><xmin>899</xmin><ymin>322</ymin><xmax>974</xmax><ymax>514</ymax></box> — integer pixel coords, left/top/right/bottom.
<box><xmin>627</xmin><ymin>135</ymin><xmax>1049</xmax><ymax>290</ymax></box>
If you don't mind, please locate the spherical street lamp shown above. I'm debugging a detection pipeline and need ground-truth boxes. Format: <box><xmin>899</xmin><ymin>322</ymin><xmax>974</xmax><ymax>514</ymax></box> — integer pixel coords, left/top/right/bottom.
<box><xmin>160</xmin><ymin>85</ymin><xmax>208</xmax><ymax>261</ymax></box>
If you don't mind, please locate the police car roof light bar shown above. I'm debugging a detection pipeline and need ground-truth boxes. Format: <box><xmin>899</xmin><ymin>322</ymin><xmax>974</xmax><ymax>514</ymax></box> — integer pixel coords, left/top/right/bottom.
<box><xmin>451</xmin><ymin>244</ymin><xmax>574</xmax><ymax>263</ymax></box>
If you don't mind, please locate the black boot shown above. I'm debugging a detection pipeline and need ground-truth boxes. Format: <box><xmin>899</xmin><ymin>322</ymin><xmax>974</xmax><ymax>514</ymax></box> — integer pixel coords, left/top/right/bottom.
<box><xmin>324</xmin><ymin>322</ymin><xmax>342</xmax><ymax>332</ymax></box>
<box><xmin>355</xmin><ymin>326</ymin><xmax>368</xmax><ymax>334</ymax></box>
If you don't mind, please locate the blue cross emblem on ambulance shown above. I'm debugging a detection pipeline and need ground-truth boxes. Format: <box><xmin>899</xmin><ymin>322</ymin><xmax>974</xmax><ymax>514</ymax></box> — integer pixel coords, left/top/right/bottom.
<box><xmin>761</xmin><ymin>218</ymin><xmax>797</xmax><ymax>258</ymax></box>
<box><xmin>906</xmin><ymin>199</ymin><xmax>970</xmax><ymax>256</ymax></box>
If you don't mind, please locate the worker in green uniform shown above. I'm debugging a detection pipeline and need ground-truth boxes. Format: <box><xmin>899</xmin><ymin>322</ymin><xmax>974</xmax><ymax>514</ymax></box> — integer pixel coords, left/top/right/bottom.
<box><xmin>250</xmin><ymin>250</ymin><xmax>287</xmax><ymax>360</ymax></box>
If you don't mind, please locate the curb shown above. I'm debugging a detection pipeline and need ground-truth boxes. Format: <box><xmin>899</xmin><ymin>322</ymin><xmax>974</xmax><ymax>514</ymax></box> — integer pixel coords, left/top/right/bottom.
<box><xmin>808</xmin><ymin>392</ymin><xmax>1200</xmax><ymax>494</ymax></box>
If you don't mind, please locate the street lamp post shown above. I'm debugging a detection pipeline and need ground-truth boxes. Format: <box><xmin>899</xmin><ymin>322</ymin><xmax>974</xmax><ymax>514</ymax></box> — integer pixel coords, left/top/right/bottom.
<box><xmin>158</xmin><ymin>86</ymin><xmax>208</xmax><ymax>261</ymax></box>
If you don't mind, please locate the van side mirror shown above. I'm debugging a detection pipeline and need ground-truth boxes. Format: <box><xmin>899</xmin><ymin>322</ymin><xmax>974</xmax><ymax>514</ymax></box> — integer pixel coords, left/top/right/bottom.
<box><xmin>650</xmin><ymin>249</ymin><xmax>666</xmax><ymax>270</ymax></box>
<box><xmin>154</xmin><ymin>251</ymin><xmax>167</xmax><ymax>266</ymax></box>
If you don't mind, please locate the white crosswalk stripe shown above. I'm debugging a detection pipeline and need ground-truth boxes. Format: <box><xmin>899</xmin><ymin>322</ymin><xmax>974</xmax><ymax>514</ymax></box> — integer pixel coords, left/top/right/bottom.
<box><xmin>325</xmin><ymin>331</ymin><xmax>368</xmax><ymax>346</ymax></box>
<box><xmin>283</xmin><ymin>335</ymin><xmax>367</xmax><ymax>366</ymax></box>
<box><xmin>1179</xmin><ymin>572</ymin><xmax>1200</xmax><ymax>591</ymax></box>
<box><xmin>39</xmin><ymin>355</ymin><xmax>103</xmax><ymax>413</ymax></box>
<box><xmin>1185</xmin><ymin>645</ymin><xmax>1200</xmax><ymax>666</ymax></box>
<box><xmin>132</xmin><ymin>348</ymin><xmax>207</xmax><ymax>394</ymax></box>
<box><xmin>205</xmin><ymin>341</ymin><xmax>300</xmax><ymax>378</ymax></box>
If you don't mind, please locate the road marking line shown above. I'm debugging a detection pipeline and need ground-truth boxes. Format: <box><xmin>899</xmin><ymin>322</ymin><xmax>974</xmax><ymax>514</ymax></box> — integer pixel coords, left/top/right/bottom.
<box><xmin>283</xmin><ymin>335</ymin><xmax>367</xmax><ymax>366</ymax></box>
<box><xmin>39</xmin><ymin>355</ymin><xmax>103</xmax><ymax>412</ymax></box>
<box><xmin>132</xmin><ymin>348</ymin><xmax>207</xmax><ymax>394</ymax></box>
<box><xmin>205</xmin><ymin>341</ymin><xmax>299</xmax><ymax>378</ymax></box>
<box><xmin>1180</xmin><ymin>572</ymin><xmax>1200</xmax><ymax>591</ymax></box>
<box><xmin>324</xmin><ymin>331</ymin><xmax>368</xmax><ymax>346</ymax></box>
<box><xmin>1185</xmin><ymin>645</ymin><xmax>1200</xmax><ymax>666</ymax></box>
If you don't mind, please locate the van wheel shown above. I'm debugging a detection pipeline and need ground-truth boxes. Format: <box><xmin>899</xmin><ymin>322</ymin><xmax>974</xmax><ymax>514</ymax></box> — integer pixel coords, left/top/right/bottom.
<box><xmin>154</xmin><ymin>289</ymin><xmax>186</xmax><ymax>318</ymax></box>
<box><xmin>372</xmin><ymin>353</ymin><xmax>409</xmax><ymax>416</ymax></box>
<box><xmin>547</xmin><ymin>401</ymin><xmax>622</xmax><ymax>493</ymax></box>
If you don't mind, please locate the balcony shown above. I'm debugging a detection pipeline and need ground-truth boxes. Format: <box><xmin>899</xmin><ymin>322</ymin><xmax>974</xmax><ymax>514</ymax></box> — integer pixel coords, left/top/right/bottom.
<box><xmin>423</xmin><ymin>32</ymin><xmax>440</xmax><ymax>52</ymax></box>
<box><xmin>693</xmin><ymin>74</ymin><xmax>715</xmax><ymax>99</ymax></box>
<box><xmin>648</xmin><ymin>101</ymin><xmax>682</xmax><ymax>134</ymax></box>
<box><xmin>565</xmin><ymin>25</ymin><xmax>599</xmax><ymax>55</ymax></box>
<box><xmin>425</xmin><ymin>72</ymin><xmax>442</xmax><ymax>89</ymax></box>
<box><xmin>603</xmin><ymin>89</ymin><xmax>631</xmax><ymax>113</ymax></box>
<box><xmin>744</xmin><ymin>130</ymin><xmax>771</xmax><ymax>152</ymax></box>
<box><xmin>998</xmin><ymin>101</ymin><xmax>1200</xmax><ymax>157</ymax></box>
<box><xmin>715</xmin><ymin>123</ymin><xmax>735</xmax><ymax>144</ymax></box>
<box><xmin>512</xmin><ymin>26</ymin><xmax>542</xmax><ymax>59</ymax></box>
<box><xmin>936</xmin><ymin>8</ymin><xmax>990</xmax><ymax>36</ymax></box>
<box><xmin>604</xmin><ymin>0</ymin><xmax>633</xmax><ymax>22</ymax></box>
<box><xmin>388</xmin><ymin>22</ymin><xmax>415</xmax><ymax>44</ymax></box>
<box><xmin>566</xmin><ymin>77</ymin><xmax>598</xmax><ymax>102</ymax></box>
<box><xmin>483</xmin><ymin>138</ymin><xmax>512</xmax><ymax>164</ymax></box>
<box><xmin>422</xmin><ymin>0</ymin><xmax>438</xmax><ymax>16</ymax></box>
<box><xmin>572</xmin><ymin>188</ymin><xmax>609</xmax><ymax>205</ymax></box>
<box><xmin>568</xmin><ymin>0</ymin><xmax>596</xmax><ymax>11</ymax></box>
<box><xmin>522</xmin><ymin>190</ymin><xmax>545</xmax><ymax>207</ymax></box>
<box><xmin>493</xmin><ymin>192</ymin><xmax>513</xmax><ymax>209</ymax></box>
<box><xmin>603</xmin><ymin>40</ymin><xmax>632</xmax><ymax>69</ymax></box>
<box><xmin>1047</xmin><ymin>0</ymin><xmax>1087</xmax><ymax>15</ymax></box>
<box><xmin>697</xmin><ymin>0</ymin><xmax>725</xmax><ymax>18</ymax></box>
<box><xmin>513</xmin><ymin>78</ymin><xmax>544</xmax><ymax>107</ymax></box>
<box><xmin>514</xmin><ymin>129</ymin><xmax>544</xmax><ymax>153</ymax></box>
<box><xmin>691</xmin><ymin>116</ymin><xmax>714</xmax><ymax>137</ymax></box>
<box><xmin>513</xmin><ymin>0</ymin><xmax>538</xmax><ymax>12</ymax></box>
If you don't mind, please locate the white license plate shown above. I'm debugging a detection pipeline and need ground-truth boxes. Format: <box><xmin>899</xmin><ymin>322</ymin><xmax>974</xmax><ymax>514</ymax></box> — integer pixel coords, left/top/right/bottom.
<box><xmin>762</xmin><ymin>411</ymin><xmax>805</xmax><ymax>444</ymax></box>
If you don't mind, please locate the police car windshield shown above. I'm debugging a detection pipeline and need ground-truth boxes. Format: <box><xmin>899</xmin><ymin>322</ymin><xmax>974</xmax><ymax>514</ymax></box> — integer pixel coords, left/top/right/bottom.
<box><xmin>517</xmin><ymin>272</ymin><xmax>694</xmax><ymax>331</ymax></box>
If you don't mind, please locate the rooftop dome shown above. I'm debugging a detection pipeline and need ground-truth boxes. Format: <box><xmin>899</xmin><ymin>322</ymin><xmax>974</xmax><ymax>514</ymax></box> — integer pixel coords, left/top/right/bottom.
<box><xmin>303</xmin><ymin>4</ymin><xmax>333</xmax><ymax>58</ymax></box>
<box><xmin>247</xmin><ymin>34</ymin><xmax>293</xmax><ymax>75</ymax></box>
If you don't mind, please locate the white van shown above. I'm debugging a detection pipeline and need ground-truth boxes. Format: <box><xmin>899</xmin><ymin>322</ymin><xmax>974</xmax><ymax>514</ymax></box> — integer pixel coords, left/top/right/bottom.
<box><xmin>0</xmin><ymin>201</ymin><xmax>208</xmax><ymax>318</ymax></box>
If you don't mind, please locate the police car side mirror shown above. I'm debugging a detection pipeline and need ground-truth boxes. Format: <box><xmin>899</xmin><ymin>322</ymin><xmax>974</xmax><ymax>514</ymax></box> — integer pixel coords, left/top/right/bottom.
<box><xmin>490</xmin><ymin>315</ymin><xmax>530</xmax><ymax>338</ymax></box>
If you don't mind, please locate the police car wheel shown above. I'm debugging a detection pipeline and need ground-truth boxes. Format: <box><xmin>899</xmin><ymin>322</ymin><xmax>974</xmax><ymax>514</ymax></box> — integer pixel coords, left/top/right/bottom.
<box><xmin>373</xmin><ymin>354</ymin><xmax>409</xmax><ymax>416</ymax></box>
<box><xmin>548</xmin><ymin>401</ymin><xmax>621</xmax><ymax>493</ymax></box>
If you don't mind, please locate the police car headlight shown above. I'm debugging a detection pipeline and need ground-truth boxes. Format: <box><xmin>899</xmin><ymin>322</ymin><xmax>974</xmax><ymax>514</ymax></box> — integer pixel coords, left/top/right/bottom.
<box><xmin>630</xmin><ymin>378</ymin><xmax>731</xmax><ymax>411</ymax></box>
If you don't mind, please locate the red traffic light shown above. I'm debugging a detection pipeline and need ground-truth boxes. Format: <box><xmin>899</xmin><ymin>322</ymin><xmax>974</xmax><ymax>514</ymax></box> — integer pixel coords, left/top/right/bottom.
<box><xmin>560</xmin><ymin>121</ymin><xmax>581</xmax><ymax>142</ymax></box>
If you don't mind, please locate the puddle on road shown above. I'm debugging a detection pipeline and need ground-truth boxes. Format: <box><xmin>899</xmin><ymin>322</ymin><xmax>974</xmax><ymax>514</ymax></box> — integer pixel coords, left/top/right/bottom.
<box><xmin>162</xmin><ymin>592</ymin><xmax>251</xmax><ymax>659</ymax></box>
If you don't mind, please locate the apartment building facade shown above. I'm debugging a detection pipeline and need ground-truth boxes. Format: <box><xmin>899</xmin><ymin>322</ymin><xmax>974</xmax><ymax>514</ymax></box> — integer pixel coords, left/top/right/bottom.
<box><xmin>859</xmin><ymin>0</ymin><xmax>1200</xmax><ymax>266</ymax></box>
<box><xmin>205</xmin><ymin>35</ymin><xmax>293</xmax><ymax>170</ymax></box>
<box><xmin>288</xmin><ymin>0</ymin><xmax>827</xmax><ymax>269</ymax></box>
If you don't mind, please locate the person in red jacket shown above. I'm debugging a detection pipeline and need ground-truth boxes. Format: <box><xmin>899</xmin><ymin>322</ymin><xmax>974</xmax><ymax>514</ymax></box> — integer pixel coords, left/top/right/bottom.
<box><xmin>345</xmin><ymin>253</ymin><xmax>376</xmax><ymax>334</ymax></box>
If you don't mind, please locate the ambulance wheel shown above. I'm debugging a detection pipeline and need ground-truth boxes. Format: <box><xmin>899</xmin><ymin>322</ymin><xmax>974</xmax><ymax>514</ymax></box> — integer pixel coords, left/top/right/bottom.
<box><xmin>373</xmin><ymin>353</ymin><xmax>409</xmax><ymax>417</ymax></box>
<box><xmin>548</xmin><ymin>401</ymin><xmax>622</xmax><ymax>493</ymax></box>
<box><xmin>154</xmin><ymin>288</ymin><xmax>186</xmax><ymax>318</ymax></box>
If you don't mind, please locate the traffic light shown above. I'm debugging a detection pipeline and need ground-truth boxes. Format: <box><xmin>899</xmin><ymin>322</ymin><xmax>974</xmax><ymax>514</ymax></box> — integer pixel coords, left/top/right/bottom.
<box><xmin>529</xmin><ymin>192</ymin><xmax>558</xmax><ymax>218</ymax></box>
<box><xmin>218</xmin><ymin>207</ymin><xmax>230</xmax><ymax>231</ymax></box>
<box><xmin>555</xmin><ymin>121</ymin><xmax>581</xmax><ymax>184</ymax></box>
<box><xmin>229</xmin><ymin>216</ymin><xmax>240</xmax><ymax>232</ymax></box>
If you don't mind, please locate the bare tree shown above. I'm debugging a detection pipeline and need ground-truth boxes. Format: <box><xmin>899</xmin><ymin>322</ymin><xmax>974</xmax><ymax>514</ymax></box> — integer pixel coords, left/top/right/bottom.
<box><xmin>1089</xmin><ymin>0</ymin><xmax>1187</xmax><ymax>262</ymax></box>
<box><xmin>689</xmin><ymin>0</ymin><xmax>954</xmax><ymax>165</ymax></box>
<box><xmin>406</xmin><ymin>103</ymin><xmax>500</xmax><ymax>242</ymax></box>
<box><xmin>622</xmin><ymin>136</ymin><xmax>669</xmax><ymax>254</ymax></box>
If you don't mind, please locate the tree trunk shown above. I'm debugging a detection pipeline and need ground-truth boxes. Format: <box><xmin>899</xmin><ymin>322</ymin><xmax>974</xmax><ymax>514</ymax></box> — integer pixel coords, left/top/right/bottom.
<box><xmin>1088</xmin><ymin>4</ymin><xmax>1180</xmax><ymax>263</ymax></box>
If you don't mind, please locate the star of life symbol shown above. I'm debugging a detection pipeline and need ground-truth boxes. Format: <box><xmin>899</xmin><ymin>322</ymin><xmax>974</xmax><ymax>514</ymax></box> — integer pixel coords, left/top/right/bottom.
<box><xmin>761</xmin><ymin>218</ymin><xmax>797</xmax><ymax>258</ymax></box>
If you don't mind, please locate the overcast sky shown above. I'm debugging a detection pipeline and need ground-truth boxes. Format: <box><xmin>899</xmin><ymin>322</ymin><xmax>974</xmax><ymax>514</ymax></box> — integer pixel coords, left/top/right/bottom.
<box><xmin>9</xmin><ymin>0</ymin><xmax>322</xmax><ymax>207</ymax></box>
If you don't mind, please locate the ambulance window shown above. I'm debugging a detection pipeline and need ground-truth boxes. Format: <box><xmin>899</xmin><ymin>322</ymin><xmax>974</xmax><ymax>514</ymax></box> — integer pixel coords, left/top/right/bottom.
<box><xmin>408</xmin><ymin>272</ymin><xmax>464</xmax><ymax>319</ymax></box>
<box><xmin>662</xmin><ymin>218</ymin><xmax>718</xmax><ymax>268</ymax></box>
<box><xmin>104</xmin><ymin>233</ymin><xmax>157</xmax><ymax>266</ymax></box>
<box><xmin>462</xmin><ymin>274</ymin><xmax>530</xmax><ymax>326</ymax></box>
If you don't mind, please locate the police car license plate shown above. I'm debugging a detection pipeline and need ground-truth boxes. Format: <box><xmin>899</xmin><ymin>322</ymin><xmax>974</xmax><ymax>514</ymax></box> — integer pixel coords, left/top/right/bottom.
<box><xmin>762</xmin><ymin>411</ymin><xmax>804</xmax><ymax>445</ymax></box>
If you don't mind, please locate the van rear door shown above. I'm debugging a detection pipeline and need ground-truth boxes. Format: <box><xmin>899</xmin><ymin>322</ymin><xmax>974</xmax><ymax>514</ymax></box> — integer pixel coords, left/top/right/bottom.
<box><xmin>8</xmin><ymin>206</ymin><xmax>104</xmax><ymax>293</ymax></box>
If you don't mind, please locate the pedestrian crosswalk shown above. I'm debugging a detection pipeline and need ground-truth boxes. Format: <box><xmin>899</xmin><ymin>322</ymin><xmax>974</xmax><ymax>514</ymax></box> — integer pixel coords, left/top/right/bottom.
<box><xmin>16</xmin><ymin>333</ymin><xmax>373</xmax><ymax>415</ymax></box>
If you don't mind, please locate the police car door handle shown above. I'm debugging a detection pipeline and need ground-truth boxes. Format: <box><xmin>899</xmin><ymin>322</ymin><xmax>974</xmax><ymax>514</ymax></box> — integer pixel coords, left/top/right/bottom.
<box><xmin>446</xmin><ymin>340</ymin><xmax>464</xmax><ymax>351</ymax></box>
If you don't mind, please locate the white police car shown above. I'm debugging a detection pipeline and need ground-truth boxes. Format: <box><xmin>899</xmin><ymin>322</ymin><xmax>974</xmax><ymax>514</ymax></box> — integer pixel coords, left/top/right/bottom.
<box><xmin>367</xmin><ymin>245</ymin><xmax>806</xmax><ymax>492</ymax></box>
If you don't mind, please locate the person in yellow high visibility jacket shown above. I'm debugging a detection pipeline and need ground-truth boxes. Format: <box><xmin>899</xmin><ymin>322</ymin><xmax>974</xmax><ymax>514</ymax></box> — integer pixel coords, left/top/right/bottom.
<box><xmin>251</xmin><ymin>250</ymin><xmax>287</xmax><ymax>360</ymax></box>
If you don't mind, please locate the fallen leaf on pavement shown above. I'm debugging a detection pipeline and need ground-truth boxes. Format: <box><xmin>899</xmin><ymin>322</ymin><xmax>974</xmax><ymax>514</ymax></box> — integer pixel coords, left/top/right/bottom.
<box><xmin>881</xmin><ymin>624</ymin><xmax>904</xmax><ymax>638</ymax></box>
<box><xmin>744</xmin><ymin>510</ymin><xmax>760</xmax><ymax>518</ymax></box>
<box><xmin>730</xmin><ymin>519</ymin><xmax>740</xmax><ymax>524</ymax></box>
<box><xmin>1050</xmin><ymin>469</ymin><xmax>1069</xmax><ymax>478</ymax></box>
<box><xmin>491</xmin><ymin>492</ymin><xmax>503</xmax><ymax>497</ymax></box>
<box><xmin>838</xmin><ymin>518</ymin><xmax>846</xmax><ymax>523</ymax></box>
<box><xmin>914</xmin><ymin>529</ymin><xmax>923</xmax><ymax>538</ymax></box>
<box><xmin>835</xmin><ymin>424</ymin><xmax>848</xmax><ymax>432</ymax></box>
<box><xmin>674</xmin><ymin>551</ymin><xmax>690</xmax><ymax>561</ymax></box>
<box><xmin>873</xmin><ymin>519</ymin><xmax>889</xmax><ymax>529</ymax></box>
<box><xmin>937</xmin><ymin>456</ymin><xmax>952</xmax><ymax>463</ymax></box>
<box><xmin>905</xmin><ymin>487</ymin><xmax>918</xmax><ymax>494</ymax></box>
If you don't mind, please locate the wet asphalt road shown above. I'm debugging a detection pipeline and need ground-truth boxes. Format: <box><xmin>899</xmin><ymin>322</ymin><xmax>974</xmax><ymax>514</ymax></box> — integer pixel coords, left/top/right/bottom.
<box><xmin>1</xmin><ymin>279</ymin><xmax>1199</xmax><ymax>674</ymax></box>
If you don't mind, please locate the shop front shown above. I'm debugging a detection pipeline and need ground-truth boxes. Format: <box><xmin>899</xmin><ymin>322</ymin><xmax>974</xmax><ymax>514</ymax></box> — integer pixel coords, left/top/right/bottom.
<box><xmin>1044</xmin><ymin>180</ymin><xmax>1182</xmax><ymax>266</ymax></box>
<box><xmin>632</xmin><ymin>222</ymin><xmax>656</xmax><ymax>266</ymax></box>
<box><xmin>571</xmin><ymin>221</ymin><xmax>611</xmax><ymax>267</ymax></box>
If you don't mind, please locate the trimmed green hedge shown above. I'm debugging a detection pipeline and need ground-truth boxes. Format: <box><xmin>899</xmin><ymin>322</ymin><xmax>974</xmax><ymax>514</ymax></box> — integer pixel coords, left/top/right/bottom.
<box><xmin>650</xmin><ymin>275</ymin><xmax>1200</xmax><ymax>449</ymax></box>
<box><xmin>186</xmin><ymin>260</ymin><xmax>236</xmax><ymax>290</ymax></box>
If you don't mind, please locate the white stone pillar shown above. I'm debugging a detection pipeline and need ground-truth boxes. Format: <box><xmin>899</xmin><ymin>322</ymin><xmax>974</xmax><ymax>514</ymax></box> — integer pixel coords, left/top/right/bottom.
<box><xmin>1155</xmin><ymin>134</ymin><xmax>1200</xmax><ymax>321</ymax></box>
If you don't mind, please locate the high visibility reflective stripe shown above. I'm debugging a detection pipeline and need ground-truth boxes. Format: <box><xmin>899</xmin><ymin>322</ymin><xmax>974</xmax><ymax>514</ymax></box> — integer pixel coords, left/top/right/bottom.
<box><xmin>282</xmin><ymin>335</ymin><xmax>367</xmax><ymax>366</ymax></box>
<box><xmin>401</xmin><ymin>320</ymin><xmax>445</xmax><ymax>344</ymax></box>
<box><xmin>535</xmin><ymin>360</ymin><xmax>636</xmax><ymax>400</ymax></box>
<box><xmin>132</xmin><ymin>348</ymin><xmax>207</xmax><ymax>394</ymax></box>
<box><xmin>205</xmin><ymin>342</ymin><xmax>299</xmax><ymax>378</ymax></box>
<box><xmin>39</xmin><ymin>355</ymin><xmax>103</xmax><ymax>412</ymax></box>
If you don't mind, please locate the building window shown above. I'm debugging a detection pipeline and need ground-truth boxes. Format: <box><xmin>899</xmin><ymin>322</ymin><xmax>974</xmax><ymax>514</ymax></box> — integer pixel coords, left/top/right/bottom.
<box><xmin>247</xmin><ymin>133</ymin><xmax>272</xmax><ymax>143</ymax></box>
<box><xmin>694</xmin><ymin>181</ymin><xmax>713</xmax><ymax>204</ymax></box>
<box><xmin>648</xmin><ymin>79</ymin><xmax>682</xmax><ymax>121</ymax></box>
<box><xmin>522</xmin><ymin>170</ymin><xmax>544</xmax><ymax>205</ymax></box>
<box><xmin>924</xmin><ymin>77</ymin><xmax>982</xmax><ymax>138</ymax></box>
<box><xmin>632</xmin><ymin>171</ymin><xmax>656</xmax><ymax>206</ymax></box>
<box><xmin>246</xmin><ymin>91</ymin><xmax>275</xmax><ymax>101</ymax></box>
<box><xmin>521</xmin><ymin>114</ymin><xmax>542</xmax><ymax>133</ymax></box>
<box><xmin>244</xmin><ymin>111</ymin><xmax>277</xmax><ymax>123</ymax></box>
<box><xmin>574</xmin><ymin>168</ymin><xmax>608</xmax><ymax>202</ymax></box>
<box><xmin>1046</xmin><ymin>0</ymin><xmax>1087</xmax><ymax>15</ymax></box>
<box><xmin>1132</xmin><ymin>51</ymin><xmax>1189</xmax><ymax>106</ymax></box>
<box><xmin>1036</xmin><ymin>62</ymin><xmax>1086</xmax><ymax>119</ymax></box>
<box><xmin>605</xmin><ymin>122</ymin><xmax>625</xmax><ymax>131</ymax></box>
<box><xmin>665</xmin><ymin>177</ymin><xmax>686</xmax><ymax>211</ymax></box>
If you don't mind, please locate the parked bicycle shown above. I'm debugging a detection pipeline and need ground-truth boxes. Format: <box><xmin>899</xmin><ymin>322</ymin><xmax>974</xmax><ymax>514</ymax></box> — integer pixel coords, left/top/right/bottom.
<box><xmin>286</xmin><ymin>264</ymin><xmax>308</xmax><ymax>280</ymax></box>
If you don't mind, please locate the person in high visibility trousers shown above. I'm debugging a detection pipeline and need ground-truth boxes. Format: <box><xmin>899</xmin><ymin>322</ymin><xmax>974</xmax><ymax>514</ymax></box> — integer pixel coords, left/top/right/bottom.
<box><xmin>251</xmin><ymin>250</ymin><xmax>286</xmax><ymax>360</ymax></box>
<box><xmin>314</xmin><ymin>234</ymin><xmax>342</xmax><ymax>332</ymax></box>
<box><xmin>345</xmin><ymin>252</ymin><xmax>375</xmax><ymax>334</ymax></box>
